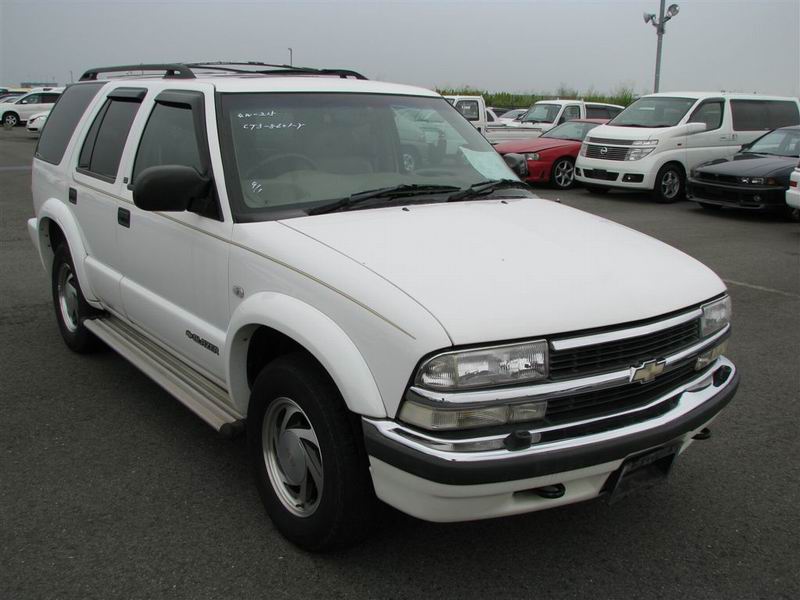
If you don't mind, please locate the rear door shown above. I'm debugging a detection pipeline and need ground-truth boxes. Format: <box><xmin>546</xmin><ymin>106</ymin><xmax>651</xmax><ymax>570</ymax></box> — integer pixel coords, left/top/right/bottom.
<box><xmin>16</xmin><ymin>93</ymin><xmax>46</xmax><ymax>121</ymax></box>
<box><xmin>116</xmin><ymin>86</ymin><xmax>231</xmax><ymax>382</ymax></box>
<box><xmin>71</xmin><ymin>87</ymin><xmax>147</xmax><ymax>312</ymax></box>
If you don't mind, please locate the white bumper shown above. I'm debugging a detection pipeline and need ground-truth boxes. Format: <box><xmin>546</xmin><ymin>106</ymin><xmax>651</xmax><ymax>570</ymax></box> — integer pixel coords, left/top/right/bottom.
<box><xmin>787</xmin><ymin>173</ymin><xmax>800</xmax><ymax>209</ymax></box>
<box><xmin>575</xmin><ymin>155</ymin><xmax>659</xmax><ymax>190</ymax></box>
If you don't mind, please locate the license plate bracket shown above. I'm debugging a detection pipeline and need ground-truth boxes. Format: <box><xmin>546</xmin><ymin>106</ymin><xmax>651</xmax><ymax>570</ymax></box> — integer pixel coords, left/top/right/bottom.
<box><xmin>606</xmin><ymin>442</ymin><xmax>682</xmax><ymax>504</ymax></box>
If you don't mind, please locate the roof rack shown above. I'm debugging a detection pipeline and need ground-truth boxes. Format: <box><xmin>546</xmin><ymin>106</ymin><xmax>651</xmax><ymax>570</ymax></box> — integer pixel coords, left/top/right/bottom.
<box><xmin>79</xmin><ymin>62</ymin><xmax>368</xmax><ymax>82</ymax></box>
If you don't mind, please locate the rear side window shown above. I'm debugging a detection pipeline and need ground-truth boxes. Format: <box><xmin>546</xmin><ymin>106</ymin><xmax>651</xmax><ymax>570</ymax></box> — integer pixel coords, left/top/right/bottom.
<box><xmin>35</xmin><ymin>83</ymin><xmax>104</xmax><ymax>165</ymax></box>
<box><xmin>731</xmin><ymin>100</ymin><xmax>800</xmax><ymax>131</ymax></box>
<box><xmin>586</xmin><ymin>106</ymin><xmax>609</xmax><ymax>119</ymax></box>
<box><xmin>42</xmin><ymin>94</ymin><xmax>60</xmax><ymax>104</ymax></box>
<box><xmin>132</xmin><ymin>102</ymin><xmax>203</xmax><ymax>183</ymax></box>
<box><xmin>78</xmin><ymin>90</ymin><xmax>144</xmax><ymax>181</ymax></box>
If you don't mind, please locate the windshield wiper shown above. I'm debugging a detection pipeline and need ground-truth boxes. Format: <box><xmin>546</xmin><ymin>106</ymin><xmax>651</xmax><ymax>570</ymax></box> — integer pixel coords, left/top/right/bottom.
<box><xmin>307</xmin><ymin>184</ymin><xmax>460</xmax><ymax>215</ymax></box>
<box><xmin>446</xmin><ymin>179</ymin><xmax>529</xmax><ymax>202</ymax></box>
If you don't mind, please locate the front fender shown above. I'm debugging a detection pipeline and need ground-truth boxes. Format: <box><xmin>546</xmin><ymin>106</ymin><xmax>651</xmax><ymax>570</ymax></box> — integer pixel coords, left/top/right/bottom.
<box><xmin>34</xmin><ymin>198</ymin><xmax>97</xmax><ymax>302</ymax></box>
<box><xmin>225</xmin><ymin>292</ymin><xmax>386</xmax><ymax>419</ymax></box>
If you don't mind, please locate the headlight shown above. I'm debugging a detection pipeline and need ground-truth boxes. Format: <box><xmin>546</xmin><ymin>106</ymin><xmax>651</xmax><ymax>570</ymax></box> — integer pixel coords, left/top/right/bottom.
<box><xmin>579</xmin><ymin>143</ymin><xmax>588</xmax><ymax>157</ymax></box>
<box><xmin>524</xmin><ymin>152</ymin><xmax>541</xmax><ymax>161</ymax></box>
<box><xmin>625</xmin><ymin>147</ymin><xmax>655</xmax><ymax>161</ymax></box>
<box><xmin>414</xmin><ymin>340</ymin><xmax>548</xmax><ymax>390</ymax></box>
<box><xmin>700</xmin><ymin>296</ymin><xmax>731</xmax><ymax>337</ymax></box>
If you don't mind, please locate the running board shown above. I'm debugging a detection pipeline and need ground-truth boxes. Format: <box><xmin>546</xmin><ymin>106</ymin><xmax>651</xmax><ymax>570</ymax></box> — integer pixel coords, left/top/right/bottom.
<box><xmin>84</xmin><ymin>316</ymin><xmax>244</xmax><ymax>433</ymax></box>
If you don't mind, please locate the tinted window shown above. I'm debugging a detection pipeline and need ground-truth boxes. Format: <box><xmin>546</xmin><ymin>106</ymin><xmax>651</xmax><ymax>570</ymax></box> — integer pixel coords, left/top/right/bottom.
<box><xmin>607</xmin><ymin>106</ymin><xmax>623</xmax><ymax>117</ymax></box>
<box><xmin>35</xmin><ymin>83</ymin><xmax>104</xmax><ymax>165</ymax></box>
<box><xmin>455</xmin><ymin>100</ymin><xmax>480</xmax><ymax>121</ymax></box>
<box><xmin>586</xmin><ymin>107</ymin><xmax>609</xmax><ymax>119</ymax></box>
<box><xmin>132</xmin><ymin>102</ymin><xmax>203</xmax><ymax>183</ymax></box>
<box><xmin>42</xmin><ymin>93</ymin><xmax>60</xmax><ymax>104</ymax></box>
<box><xmin>689</xmin><ymin>100</ymin><xmax>723</xmax><ymax>131</ymax></box>
<box><xmin>731</xmin><ymin>100</ymin><xmax>800</xmax><ymax>131</ymax></box>
<box><xmin>79</xmin><ymin>98</ymin><xmax>141</xmax><ymax>180</ymax></box>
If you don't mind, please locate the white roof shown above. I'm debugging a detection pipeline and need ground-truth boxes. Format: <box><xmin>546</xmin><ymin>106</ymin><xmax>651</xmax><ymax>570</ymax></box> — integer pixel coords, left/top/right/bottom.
<box><xmin>644</xmin><ymin>91</ymin><xmax>799</xmax><ymax>101</ymax></box>
<box><xmin>534</xmin><ymin>99</ymin><xmax>623</xmax><ymax>108</ymax></box>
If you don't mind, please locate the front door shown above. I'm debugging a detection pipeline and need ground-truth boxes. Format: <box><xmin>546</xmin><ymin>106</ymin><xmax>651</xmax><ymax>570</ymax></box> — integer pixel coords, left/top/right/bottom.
<box><xmin>117</xmin><ymin>88</ymin><xmax>231</xmax><ymax>383</ymax></box>
<box><xmin>685</xmin><ymin>98</ymin><xmax>730</xmax><ymax>170</ymax></box>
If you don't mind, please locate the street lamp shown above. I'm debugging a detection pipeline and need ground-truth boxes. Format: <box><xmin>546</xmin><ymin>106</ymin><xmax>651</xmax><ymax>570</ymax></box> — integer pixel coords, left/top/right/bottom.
<box><xmin>643</xmin><ymin>1</ymin><xmax>679</xmax><ymax>93</ymax></box>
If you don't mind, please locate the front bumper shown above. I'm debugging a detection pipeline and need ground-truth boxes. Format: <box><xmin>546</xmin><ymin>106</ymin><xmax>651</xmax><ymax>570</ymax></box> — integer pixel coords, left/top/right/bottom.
<box><xmin>687</xmin><ymin>178</ymin><xmax>787</xmax><ymax>210</ymax></box>
<box><xmin>575</xmin><ymin>156</ymin><xmax>656</xmax><ymax>190</ymax></box>
<box><xmin>364</xmin><ymin>357</ymin><xmax>738</xmax><ymax>522</ymax></box>
<box><xmin>787</xmin><ymin>186</ymin><xmax>800</xmax><ymax>210</ymax></box>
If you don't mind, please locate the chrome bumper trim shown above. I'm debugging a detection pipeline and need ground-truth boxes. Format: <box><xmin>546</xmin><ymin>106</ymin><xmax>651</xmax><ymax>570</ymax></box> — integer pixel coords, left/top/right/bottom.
<box><xmin>550</xmin><ymin>308</ymin><xmax>702</xmax><ymax>351</ymax></box>
<box><xmin>410</xmin><ymin>324</ymin><xmax>730</xmax><ymax>406</ymax></box>
<box><xmin>367</xmin><ymin>357</ymin><xmax>735</xmax><ymax>461</ymax></box>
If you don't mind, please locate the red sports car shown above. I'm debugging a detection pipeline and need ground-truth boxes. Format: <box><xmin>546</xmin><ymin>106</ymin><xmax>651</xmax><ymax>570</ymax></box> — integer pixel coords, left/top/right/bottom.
<box><xmin>495</xmin><ymin>119</ymin><xmax>608</xmax><ymax>189</ymax></box>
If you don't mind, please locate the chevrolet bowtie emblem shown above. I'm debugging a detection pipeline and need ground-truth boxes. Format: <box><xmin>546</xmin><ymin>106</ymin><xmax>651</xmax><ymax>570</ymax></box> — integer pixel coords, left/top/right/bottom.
<box><xmin>630</xmin><ymin>359</ymin><xmax>667</xmax><ymax>384</ymax></box>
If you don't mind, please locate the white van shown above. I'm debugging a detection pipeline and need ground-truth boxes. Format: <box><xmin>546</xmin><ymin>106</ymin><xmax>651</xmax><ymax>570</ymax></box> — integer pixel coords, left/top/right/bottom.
<box><xmin>575</xmin><ymin>92</ymin><xmax>800</xmax><ymax>202</ymax></box>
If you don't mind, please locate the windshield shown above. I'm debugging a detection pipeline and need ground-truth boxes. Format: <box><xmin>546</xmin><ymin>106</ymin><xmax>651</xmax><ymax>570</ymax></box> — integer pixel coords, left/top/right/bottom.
<box><xmin>541</xmin><ymin>121</ymin><xmax>600</xmax><ymax>141</ymax></box>
<box><xmin>610</xmin><ymin>97</ymin><xmax>696</xmax><ymax>127</ymax></box>
<box><xmin>746</xmin><ymin>128</ymin><xmax>800</xmax><ymax>157</ymax></box>
<box><xmin>521</xmin><ymin>103</ymin><xmax>560</xmax><ymax>124</ymax></box>
<box><xmin>502</xmin><ymin>109</ymin><xmax>526</xmax><ymax>120</ymax></box>
<box><xmin>219</xmin><ymin>93</ymin><xmax>518</xmax><ymax>220</ymax></box>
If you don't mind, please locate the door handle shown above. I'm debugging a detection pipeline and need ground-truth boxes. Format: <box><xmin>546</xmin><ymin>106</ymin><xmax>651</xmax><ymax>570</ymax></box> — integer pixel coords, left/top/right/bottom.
<box><xmin>117</xmin><ymin>207</ymin><xmax>131</xmax><ymax>228</ymax></box>
<box><xmin>68</xmin><ymin>187</ymin><xmax>77</xmax><ymax>204</ymax></box>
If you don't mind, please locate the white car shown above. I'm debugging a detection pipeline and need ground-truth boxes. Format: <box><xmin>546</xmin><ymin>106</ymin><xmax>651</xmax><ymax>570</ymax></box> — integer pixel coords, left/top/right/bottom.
<box><xmin>28</xmin><ymin>62</ymin><xmax>738</xmax><ymax>551</ymax></box>
<box><xmin>26</xmin><ymin>111</ymin><xmax>49</xmax><ymax>134</ymax></box>
<box><xmin>575</xmin><ymin>92</ymin><xmax>800</xmax><ymax>203</ymax></box>
<box><xmin>1</xmin><ymin>88</ymin><xmax>62</xmax><ymax>126</ymax></box>
<box><xmin>787</xmin><ymin>167</ymin><xmax>800</xmax><ymax>215</ymax></box>
<box><xmin>494</xmin><ymin>108</ymin><xmax>527</xmax><ymax>126</ymax></box>
<box><xmin>508</xmin><ymin>100</ymin><xmax>624</xmax><ymax>134</ymax></box>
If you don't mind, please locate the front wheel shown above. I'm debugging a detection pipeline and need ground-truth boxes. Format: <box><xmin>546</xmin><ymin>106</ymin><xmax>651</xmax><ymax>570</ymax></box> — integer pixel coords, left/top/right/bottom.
<box><xmin>551</xmin><ymin>157</ymin><xmax>576</xmax><ymax>189</ymax></box>
<box><xmin>654</xmin><ymin>164</ymin><xmax>685</xmax><ymax>203</ymax></box>
<box><xmin>247</xmin><ymin>353</ymin><xmax>376</xmax><ymax>551</ymax></box>
<box><xmin>3</xmin><ymin>112</ymin><xmax>19</xmax><ymax>127</ymax></box>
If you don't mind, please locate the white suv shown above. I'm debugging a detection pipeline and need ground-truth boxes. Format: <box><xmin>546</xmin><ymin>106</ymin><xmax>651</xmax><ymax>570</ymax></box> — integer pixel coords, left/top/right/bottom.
<box><xmin>28</xmin><ymin>63</ymin><xmax>739</xmax><ymax>551</ymax></box>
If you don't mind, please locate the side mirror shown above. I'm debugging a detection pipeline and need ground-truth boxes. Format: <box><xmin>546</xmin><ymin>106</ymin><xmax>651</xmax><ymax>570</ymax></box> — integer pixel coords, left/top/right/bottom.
<box><xmin>133</xmin><ymin>165</ymin><xmax>211</xmax><ymax>212</ymax></box>
<box><xmin>503</xmin><ymin>153</ymin><xmax>529</xmax><ymax>178</ymax></box>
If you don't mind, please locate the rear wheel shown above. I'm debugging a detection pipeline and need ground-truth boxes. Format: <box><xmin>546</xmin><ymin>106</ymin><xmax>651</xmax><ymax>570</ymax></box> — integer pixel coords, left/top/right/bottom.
<box><xmin>247</xmin><ymin>353</ymin><xmax>376</xmax><ymax>551</ymax></box>
<box><xmin>551</xmin><ymin>157</ymin><xmax>576</xmax><ymax>189</ymax></box>
<box><xmin>654</xmin><ymin>164</ymin><xmax>685</xmax><ymax>203</ymax></box>
<box><xmin>51</xmin><ymin>244</ymin><xmax>101</xmax><ymax>353</ymax></box>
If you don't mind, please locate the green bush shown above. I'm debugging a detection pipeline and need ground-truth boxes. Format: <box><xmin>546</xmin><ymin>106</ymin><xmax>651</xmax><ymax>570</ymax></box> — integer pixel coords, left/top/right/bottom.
<box><xmin>436</xmin><ymin>85</ymin><xmax>637</xmax><ymax>109</ymax></box>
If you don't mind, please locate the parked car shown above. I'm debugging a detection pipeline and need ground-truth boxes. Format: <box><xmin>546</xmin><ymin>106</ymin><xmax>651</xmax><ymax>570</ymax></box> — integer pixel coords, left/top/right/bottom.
<box><xmin>29</xmin><ymin>62</ymin><xmax>738</xmax><ymax>551</ymax></box>
<box><xmin>0</xmin><ymin>93</ymin><xmax>22</xmax><ymax>103</ymax></box>
<box><xmin>495</xmin><ymin>119</ymin><xmax>608</xmax><ymax>189</ymax></box>
<box><xmin>494</xmin><ymin>108</ymin><xmax>528</xmax><ymax>126</ymax></box>
<box><xmin>508</xmin><ymin>100</ymin><xmax>623</xmax><ymax>135</ymax></box>
<box><xmin>26</xmin><ymin>111</ymin><xmax>49</xmax><ymax>135</ymax></box>
<box><xmin>786</xmin><ymin>165</ymin><xmax>800</xmax><ymax>216</ymax></box>
<box><xmin>0</xmin><ymin>88</ymin><xmax>62</xmax><ymax>126</ymax></box>
<box><xmin>687</xmin><ymin>126</ymin><xmax>800</xmax><ymax>220</ymax></box>
<box><xmin>575</xmin><ymin>92</ymin><xmax>800</xmax><ymax>202</ymax></box>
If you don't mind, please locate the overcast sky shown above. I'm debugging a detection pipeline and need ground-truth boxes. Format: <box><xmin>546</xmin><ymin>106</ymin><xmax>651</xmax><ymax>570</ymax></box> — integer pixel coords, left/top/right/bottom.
<box><xmin>1</xmin><ymin>0</ymin><xmax>798</xmax><ymax>97</ymax></box>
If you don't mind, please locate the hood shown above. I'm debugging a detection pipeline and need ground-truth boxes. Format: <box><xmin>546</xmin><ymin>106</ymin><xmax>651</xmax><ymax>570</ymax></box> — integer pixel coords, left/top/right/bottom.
<box><xmin>495</xmin><ymin>138</ymin><xmax>577</xmax><ymax>155</ymax></box>
<box><xmin>696</xmin><ymin>154</ymin><xmax>797</xmax><ymax>179</ymax></box>
<box><xmin>584</xmin><ymin>124</ymin><xmax>664</xmax><ymax>142</ymax></box>
<box><xmin>281</xmin><ymin>199</ymin><xmax>724</xmax><ymax>345</ymax></box>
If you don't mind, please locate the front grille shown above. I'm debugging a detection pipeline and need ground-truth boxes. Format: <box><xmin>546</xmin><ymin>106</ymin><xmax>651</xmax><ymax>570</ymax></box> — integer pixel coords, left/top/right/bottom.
<box><xmin>585</xmin><ymin>144</ymin><xmax>628</xmax><ymax>161</ymax></box>
<box><xmin>549</xmin><ymin>318</ymin><xmax>700</xmax><ymax>380</ymax></box>
<box><xmin>697</xmin><ymin>172</ymin><xmax>739</xmax><ymax>184</ymax></box>
<box><xmin>583</xmin><ymin>168</ymin><xmax>619</xmax><ymax>181</ymax></box>
<box><xmin>544</xmin><ymin>361</ymin><xmax>700</xmax><ymax>426</ymax></box>
<box><xmin>587</xmin><ymin>137</ymin><xmax>636</xmax><ymax>146</ymax></box>
<box><xmin>689</xmin><ymin>182</ymin><xmax>785</xmax><ymax>208</ymax></box>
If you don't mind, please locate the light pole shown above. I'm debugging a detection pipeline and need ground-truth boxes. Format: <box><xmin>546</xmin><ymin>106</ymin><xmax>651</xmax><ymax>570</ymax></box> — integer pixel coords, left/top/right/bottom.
<box><xmin>643</xmin><ymin>2</ymin><xmax>680</xmax><ymax>93</ymax></box>
<box><xmin>288</xmin><ymin>47</ymin><xmax>293</xmax><ymax>66</ymax></box>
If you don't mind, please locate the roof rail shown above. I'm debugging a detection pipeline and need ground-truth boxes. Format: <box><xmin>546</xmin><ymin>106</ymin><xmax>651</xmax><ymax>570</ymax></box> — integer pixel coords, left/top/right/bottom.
<box><xmin>80</xmin><ymin>64</ymin><xmax>195</xmax><ymax>81</ymax></box>
<box><xmin>78</xmin><ymin>62</ymin><xmax>367</xmax><ymax>82</ymax></box>
<box><xmin>186</xmin><ymin>62</ymin><xmax>368</xmax><ymax>80</ymax></box>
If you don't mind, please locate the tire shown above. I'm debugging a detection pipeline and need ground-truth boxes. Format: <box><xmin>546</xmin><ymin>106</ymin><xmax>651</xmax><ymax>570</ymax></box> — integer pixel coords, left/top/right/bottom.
<box><xmin>247</xmin><ymin>352</ymin><xmax>376</xmax><ymax>551</ymax></box>
<box><xmin>586</xmin><ymin>185</ymin><xmax>609</xmax><ymax>195</ymax></box>
<box><xmin>654</xmin><ymin>163</ymin><xmax>685</xmax><ymax>203</ymax></box>
<box><xmin>551</xmin><ymin>157</ymin><xmax>576</xmax><ymax>189</ymax></box>
<box><xmin>51</xmin><ymin>244</ymin><xmax>102</xmax><ymax>353</ymax></box>
<box><xmin>3</xmin><ymin>112</ymin><xmax>19</xmax><ymax>127</ymax></box>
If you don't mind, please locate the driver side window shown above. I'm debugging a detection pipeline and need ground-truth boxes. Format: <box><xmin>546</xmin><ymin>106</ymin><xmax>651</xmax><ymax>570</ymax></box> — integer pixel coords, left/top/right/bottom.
<box><xmin>689</xmin><ymin>100</ymin><xmax>724</xmax><ymax>131</ymax></box>
<box><xmin>132</xmin><ymin>102</ymin><xmax>203</xmax><ymax>184</ymax></box>
<box><xmin>561</xmin><ymin>105</ymin><xmax>580</xmax><ymax>124</ymax></box>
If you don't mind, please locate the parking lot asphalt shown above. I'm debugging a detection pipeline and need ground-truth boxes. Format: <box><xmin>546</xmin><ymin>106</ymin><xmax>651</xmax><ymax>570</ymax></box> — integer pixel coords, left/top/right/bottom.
<box><xmin>1</xmin><ymin>126</ymin><xmax>798</xmax><ymax>600</ymax></box>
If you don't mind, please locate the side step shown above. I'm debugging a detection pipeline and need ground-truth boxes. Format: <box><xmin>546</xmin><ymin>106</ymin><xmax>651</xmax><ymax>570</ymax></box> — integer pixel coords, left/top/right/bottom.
<box><xmin>84</xmin><ymin>316</ymin><xmax>244</xmax><ymax>433</ymax></box>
